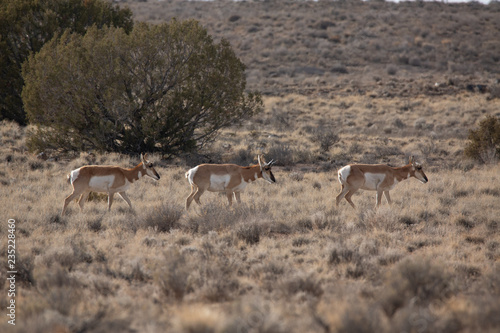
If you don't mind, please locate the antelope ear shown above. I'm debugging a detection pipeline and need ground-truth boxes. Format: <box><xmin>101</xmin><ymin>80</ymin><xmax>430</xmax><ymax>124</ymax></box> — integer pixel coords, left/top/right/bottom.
<box><xmin>409</xmin><ymin>155</ymin><xmax>414</xmax><ymax>165</ymax></box>
<box><xmin>141</xmin><ymin>153</ymin><xmax>148</xmax><ymax>163</ymax></box>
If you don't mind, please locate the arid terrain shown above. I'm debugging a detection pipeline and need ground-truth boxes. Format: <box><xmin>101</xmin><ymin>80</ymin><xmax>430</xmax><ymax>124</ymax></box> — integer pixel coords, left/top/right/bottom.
<box><xmin>1</xmin><ymin>1</ymin><xmax>500</xmax><ymax>332</ymax></box>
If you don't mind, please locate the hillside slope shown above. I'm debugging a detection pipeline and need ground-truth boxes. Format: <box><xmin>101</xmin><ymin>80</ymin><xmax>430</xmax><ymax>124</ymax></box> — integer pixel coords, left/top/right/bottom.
<box><xmin>125</xmin><ymin>0</ymin><xmax>500</xmax><ymax>96</ymax></box>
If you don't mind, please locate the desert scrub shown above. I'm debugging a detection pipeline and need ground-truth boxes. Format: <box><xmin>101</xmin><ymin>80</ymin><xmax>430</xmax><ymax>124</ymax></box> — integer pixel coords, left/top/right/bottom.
<box><xmin>183</xmin><ymin>202</ymin><xmax>270</xmax><ymax>234</ymax></box>
<box><xmin>464</xmin><ymin>115</ymin><xmax>500</xmax><ymax>164</ymax></box>
<box><xmin>155</xmin><ymin>241</ymin><xmax>241</xmax><ymax>302</ymax></box>
<box><xmin>139</xmin><ymin>203</ymin><xmax>183</xmax><ymax>232</ymax></box>
<box><xmin>379</xmin><ymin>257</ymin><xmax>454</xmax><ymax>317</ymax></box>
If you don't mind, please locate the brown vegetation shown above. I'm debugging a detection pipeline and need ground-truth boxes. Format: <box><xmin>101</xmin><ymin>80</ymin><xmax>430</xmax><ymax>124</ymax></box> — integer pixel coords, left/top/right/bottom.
<box><xmin>1</xmin><ymin>109</ymin><xmax>499</xmax><ymax>332</ymax></box>
<box><xmin>125</xmin><ymin>0</ymin><xmax>500</xmax><ymax>97</ymax></box>
<box><xmin>2</xmin><ymin>1</ymin><xmax>500</xmax><ymax>332</ymax></box>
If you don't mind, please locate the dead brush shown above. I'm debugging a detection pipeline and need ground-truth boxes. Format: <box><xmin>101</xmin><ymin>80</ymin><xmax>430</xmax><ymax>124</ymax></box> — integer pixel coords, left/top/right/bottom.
<box><xmin>379</xmin><ymin>257</ymin><xmax>454</xmax><ymax>317</ymax></box>
<box><xmin>140</xmin><ymin>202</ymin><xmax>183</xmax><ymax>232</ymax></box>
<box><xmin>289</xmin><ymin>171</ymin><xmax>304</xmax><ymax>182</ymax></box>
<box><xmin>236</xmin><ymin>220</ymin><xmax>262</xmax><ymax>245</ymax></box>
<box><xmin>280</xmin><ymin>272</ymin><xmax>323</xmax><ymax>298</ymax></box>
<box><xmin>155</xmin><ymin>248</ymin><xmax>193</xmax><ymax>300</ymax></box>
<box><xmin>155</xmin><ymin>244</ymin><xmax>241</xmax><ymax>303</ymax></box>
<box><xmin>311</xmin><ymin>127</ymin><xmax>339</xmax><ymax>152</ymax></box>
<box><xmin>184</xmin><ymin>202</ymin><xmax>267</xmax><ymax>234</ymax></box>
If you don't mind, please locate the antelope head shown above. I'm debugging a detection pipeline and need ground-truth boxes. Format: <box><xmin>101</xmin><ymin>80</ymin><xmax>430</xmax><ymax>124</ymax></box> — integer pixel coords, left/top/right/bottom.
<box><xmin>408</xmin><ymin>156</ymin><xmax>428</xmax><ymax>184</ymax></box>
<box><xmin>141</xmin><ymin>153</ymin><xmax>161</xmax><ymax>181</ymax></box>
<box><xmin>258</xmin><ymin>155</ymin><xmax>276</xmax><ymax>184</ymax></box>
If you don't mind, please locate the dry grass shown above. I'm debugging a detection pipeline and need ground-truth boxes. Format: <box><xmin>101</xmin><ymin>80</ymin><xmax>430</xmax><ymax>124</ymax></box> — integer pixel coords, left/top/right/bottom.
<box><xmin>1</xmin><ymin>105</ymin><xmax>500</xmax><ymax>332</ymax></box>
<box><xmin>2</xmin><ymin>1</ymin><xmax>500</xmax><ymax>332</ymax></box>
<box><xmin>125</xmin><ymin>0</ymin><xmax>500</xmax><ymax>97</ymax></box>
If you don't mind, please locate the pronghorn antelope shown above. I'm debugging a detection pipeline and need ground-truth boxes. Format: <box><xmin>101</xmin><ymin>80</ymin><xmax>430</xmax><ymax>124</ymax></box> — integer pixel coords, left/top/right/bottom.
<box><xmin>62</xmin><ymin>153</ymin><xmax>160</xmax><ymax>215</ymax></box>
<box><xmin>185</xmin><ymin>155</ymin><xmax>276</xmax><ymax>210</ymax></box>
<box><xmin>336</xmin><ymin>156</ymin><xmax>428</xmax><ymax>209</ymax></box>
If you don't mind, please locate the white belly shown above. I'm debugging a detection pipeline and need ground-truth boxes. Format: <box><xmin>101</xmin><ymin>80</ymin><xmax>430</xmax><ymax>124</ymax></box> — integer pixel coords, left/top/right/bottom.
<box><xmin>111</xmin><ymin>181</ymin><xmax>131</xmax><ymax>193</ymax></box>
<box><xmin>233</xmin><ymin>178</ymin><xmax>249</xmax><ymax>192</ymax></box>
<box><xmin>208</xmin><ymin>174</ymin><xmax>231</xmax><ymax>192</ymax></box>
<box><xmin>361</xmin><ymin>173</ymin><xmax>386</xmax><ymax>191</ymax></box>
<box><xmin>87</xmin><ymin>175</ymin><xmax>130</xmax><ymax>193</ymax></box>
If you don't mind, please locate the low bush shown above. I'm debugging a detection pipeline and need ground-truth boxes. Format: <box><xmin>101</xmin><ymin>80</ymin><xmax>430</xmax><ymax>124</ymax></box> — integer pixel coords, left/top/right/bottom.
<box><xmin>387</xmin><ymin>65</ymin><xmax>398</xmax><ymax>75</ymax></box>
<box><xmin>267</xmin><ymin>144</ymin><xmax>296</xmax><ymax>166</ymax></box>
<box><xmin>184</xmin><ymin>203</ymin><xmax>252</xmax><ymax>234</ymax></box>
<box><xmin>156</xmin><ymin>242</ymin><xmax>241</xmax><ymax>303</ymax></box>
<box><xmin>155</xmin><ymin>248</ymin><xmax>193</xmax><ymax>300</ymax></box>
<box><xmin>280</xmin><ymin>273</ymin><xmax>323</xmax><ymax>298</ymax></box>
<box><xmin>379</xmin><ymin>258</ymin><xmax>454</xmax><ymax>317</ymax></box>
<box><xmin>329</xmin><ymin>243</ymin><xmax>361</xmax><ymax>265</ymax></box>
<box><xmin>312</xmin><ymin>127</ymin><xmax>339</xmax><ymax>152</ymax></box>
<box><xmin>336</xmin><ymin>302</ymin><xmax>386</xmax><ymax>333</ymax></box>
<box><xmin>34</xmin><ymin>264</ymin><xmax>82</xmax><ymax>316</ymax></box>
<box><xmin>464</xmin><ymin>115</ymin><xmax>500</xmax><ymax>164</ymax></box>
<box><xmin>139</xmin><ymin>203</ymin><xmax>183</xmax><ymax>232</ymax></box>
<box><xmin>236</xmin><ymin>221</ymin><xmax>262</xmax><ymax>245</ymax></box>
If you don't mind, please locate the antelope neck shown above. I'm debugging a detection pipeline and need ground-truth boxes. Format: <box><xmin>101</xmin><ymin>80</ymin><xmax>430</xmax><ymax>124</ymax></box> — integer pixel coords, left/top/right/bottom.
<box><xmin>242</xmin><ymin>165</ymin><xmax>261</xmax><ymax>182</ymax></box>
<box><xmin>123</xmin><ymin>163</ymin><xmax>144</xmax><ymax>183</ymax></box>
<box><xmin>394</xmin><ymin>165</ymin><xmax>411</xmax><ymax>182</ymax></box>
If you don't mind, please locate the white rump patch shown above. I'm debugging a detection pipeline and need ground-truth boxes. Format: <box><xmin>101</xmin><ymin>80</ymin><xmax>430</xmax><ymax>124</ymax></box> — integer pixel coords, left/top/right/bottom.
<box><xmin>69</xmin><ymin>168</ymin><xmax>81</xmax><ymax>184</ymax></box>
<box><xmin>208</xmin><ymin>174</ymin><xmax>231</xmax><ymax>192</ymax></box>
<box><xmin>186</xmin><ymin>166</ymin><xmax>199</xmax><ymax>185</ymax></box>
<box><xmin>338</xmin><ymin>165</ymin><xmax>351</xmax><ymax>184</ymax></box>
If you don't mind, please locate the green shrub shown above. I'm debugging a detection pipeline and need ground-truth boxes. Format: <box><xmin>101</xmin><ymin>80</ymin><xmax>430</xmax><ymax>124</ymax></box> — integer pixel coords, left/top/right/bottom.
<box><xmin>0</xmin><ymin>0</ymin><xmax>133</xmax><ymax>125</ymax></box>
<box><xmin>22</xmin><ymin>20</ymin><xmax>262</xmax><ymax>155</ymax></box>
<box><xmin>464</xmin><ymin>115</ymin><xmax>500</xmax><ymax>164</ymax></box>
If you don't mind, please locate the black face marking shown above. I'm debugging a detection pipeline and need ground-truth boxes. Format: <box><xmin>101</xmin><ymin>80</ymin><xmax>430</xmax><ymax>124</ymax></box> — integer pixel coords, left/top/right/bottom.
<box><xmin>269</xmin><ymin>171</ymin><xmax>276</xmax><ymax>183</ymax></box>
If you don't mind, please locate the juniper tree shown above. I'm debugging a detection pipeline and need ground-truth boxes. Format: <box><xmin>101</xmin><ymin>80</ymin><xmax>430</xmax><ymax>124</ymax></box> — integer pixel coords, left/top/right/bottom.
<box><xmin>22</xmin><ymin>20</ymin><xmax>262</xmax><ymax>155</ymax></box>
<box><xmin>0</xmin><ymin>0</ymin><xmax>133</xmax><ymax>124</ymax></box>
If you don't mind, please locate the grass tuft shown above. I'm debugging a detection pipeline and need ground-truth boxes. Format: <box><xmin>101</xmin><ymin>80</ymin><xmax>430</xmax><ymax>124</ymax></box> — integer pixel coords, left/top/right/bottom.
<box><xmin>140</xmin><ymin>203</ymin><xmax>183</xmax><ymax>232</ymax></box>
